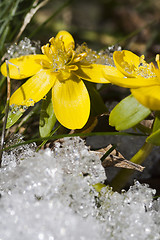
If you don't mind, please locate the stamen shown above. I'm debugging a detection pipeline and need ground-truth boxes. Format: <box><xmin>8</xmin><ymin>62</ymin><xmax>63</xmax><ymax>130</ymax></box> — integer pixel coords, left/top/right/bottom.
<box><xmin>73</xmin><ymin>53</ymin><xmax>87</xmax><ymax>63</ymax></box>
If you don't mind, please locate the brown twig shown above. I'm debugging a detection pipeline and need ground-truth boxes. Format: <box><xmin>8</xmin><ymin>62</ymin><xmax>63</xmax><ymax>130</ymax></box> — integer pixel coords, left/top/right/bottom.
<box><xmin>15</xmin><ymin>0</ymin><xmax>50</xmax><ymax>42</ymax></box>
<box><xmin>93</xmin><ymin>144</ymin><xmax>145</xmax><ymax>172</ymax></box>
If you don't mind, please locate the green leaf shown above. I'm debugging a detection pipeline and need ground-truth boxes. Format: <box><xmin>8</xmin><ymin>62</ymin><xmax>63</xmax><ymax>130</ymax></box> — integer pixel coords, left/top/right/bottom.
<box><xmin>109</xmin><ymin>94</ymin><xmax>151</xmax><ymax>131</ymax></box>
<box><xmin>6</xmin><ymin>107</ymin><xmax>26</xmax><ymax>129</ymax></box>
<box><xmin>84</xmin><ymin>81</ymin><xmax>108</xmax><ymax>116</ymax></box>
<box><xmin>146</xmin><ymin>111</ymin><xmax>160</xmax><ymax>145</ymax></box>
<box><xmin>92</xmin><ymin>183</ymin><xmax>106</xmax><ymax>193</ymax></box>
<box><xmin>152</xmin><ymin>111</ymin><xmax>160</xmax><ymax>132</ymax></box>
<box><xmin>146</xmin><ymin>129</ymin><xmax>160</xmax><ymax>145</ymax></box>
<box><xmin>39</xmin><ymin>90</ymin><xmax>57</xmax><ymax>138</ymax></box>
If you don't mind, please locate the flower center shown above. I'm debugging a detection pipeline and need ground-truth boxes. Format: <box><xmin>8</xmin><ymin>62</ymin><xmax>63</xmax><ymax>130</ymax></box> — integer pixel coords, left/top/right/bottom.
<box><xmin>41</xmin><ymin>37</ymin><xmax>72</xmax><ymax>72</ymax></box>
<box><xmin>122</xmin><ymin>55</ymin><xmax>156</xmax><ymax>78</ymax></box>
<box><xmin>41</xmin><ymin>37</ymin><xmax>89</xmax><ymax>79</ymax></box>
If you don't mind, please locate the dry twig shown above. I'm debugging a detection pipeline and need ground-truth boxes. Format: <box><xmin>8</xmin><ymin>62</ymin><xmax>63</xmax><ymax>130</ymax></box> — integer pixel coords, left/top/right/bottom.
<box><xmin>93</xmin><ymin>144</ymin><xmax>145</xmax><ymax>172</ymax></box>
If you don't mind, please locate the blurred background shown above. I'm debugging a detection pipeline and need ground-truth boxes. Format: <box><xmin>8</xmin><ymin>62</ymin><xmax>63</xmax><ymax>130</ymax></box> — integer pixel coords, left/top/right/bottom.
<box><xmin>31</xmin><ymin>0</ymin><xmax>160</xmax><ymax>58</ymax></box>
<box><xmin>1</xmin><ymin>0</ymin><xmax>160</xmax><ymax>58</ymax></box>
<box><xmin>32</xmin><ymin>0</ymin><xmax>160</xmax><ymax>56</ymax></box>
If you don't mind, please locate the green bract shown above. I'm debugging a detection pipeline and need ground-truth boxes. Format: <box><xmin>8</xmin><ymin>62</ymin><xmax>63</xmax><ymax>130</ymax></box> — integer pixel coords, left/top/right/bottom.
<box><xmin>109</xmin><ymin>94</ymin><xmax>151</xmax><ymax>131</ymax></box>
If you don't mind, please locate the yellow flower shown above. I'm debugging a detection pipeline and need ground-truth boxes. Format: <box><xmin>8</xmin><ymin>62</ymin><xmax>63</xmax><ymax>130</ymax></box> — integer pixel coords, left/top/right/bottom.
<box><xmin>103</xmin><ymin>50</ymin><xmax>160</xmax><ymax>110</ymax></box>
<box><xmin>1</xmin><ymin>31</ymin><xmax>109</xmax><ymax>129</ymax></box>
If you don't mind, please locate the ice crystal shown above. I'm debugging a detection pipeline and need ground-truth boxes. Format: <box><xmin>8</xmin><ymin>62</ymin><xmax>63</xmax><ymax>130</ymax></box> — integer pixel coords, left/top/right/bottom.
<box><xmin>5</xmin><ymin>37</ymin><xmax>40</xmax><ymax>59</ymax></box>
<box><xmin>9</xmin><ymin>104</ymin><xmax>28</xmax><ymax>114</ymax></box>
<box><xmin>76</xmin><ymin>43</ymin><xmax>115</xmax><ymax>66</ymax></box>
<box><xmin>122</xmin><ymin>54</ymin><xmax>156</xmax><ymax>78</ymax></box>
<box><xmin>2</xmin><ymin>133</ymin><xmax>36</xmax><ymax>168</ymax></box>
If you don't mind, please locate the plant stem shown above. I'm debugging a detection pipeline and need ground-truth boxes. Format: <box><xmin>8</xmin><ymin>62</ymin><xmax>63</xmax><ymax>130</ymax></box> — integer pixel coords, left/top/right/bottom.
<box><xmin>1</xmin><ymin>131</ymin><xmax>146</xmax><ymax>153</ymax></box>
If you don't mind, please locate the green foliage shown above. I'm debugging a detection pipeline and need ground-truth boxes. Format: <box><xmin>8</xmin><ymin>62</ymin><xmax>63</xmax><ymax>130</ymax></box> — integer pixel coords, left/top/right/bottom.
<box><xmin>92</xmin><ymin>183</ymin><xmax>106</xmax><ymax>193</ymax></box>
<box><xmin>109</xmin><ymin>94</ymin><xmax>151</xmax><ymax>131</ymax></box>
<box><xmin>0</xmin><ymin>0</ymin><xmax>35</xmax><ymax>58</ymax></box>
<box><xmin>146</xmin><ymin>111</ymin><xmax>160</xmax><ymax>145</ymax></box>
<box><xmin>151</xmin><ymin>111</ymin><xmax>160</xmax><ymax>132</ymax></box>
<box><xmin>39</xmin><ymin>90</ymin><xmax>57</xmax><ymax>138</ymax></box>
<box><xmin>6</xmin><ymin>108</ymin><xmax>24</xmax><ymax>129</ymax></box>
<box><xmin>85</xmin><ymin>81</ymin><xmax>108</xmax><ymax>116</ymax></box>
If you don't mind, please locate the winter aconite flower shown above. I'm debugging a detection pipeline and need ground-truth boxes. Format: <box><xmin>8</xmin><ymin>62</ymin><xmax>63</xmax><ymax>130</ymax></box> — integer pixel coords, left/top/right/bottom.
<box><xmin>103</xmin><ymin>50</ymin><xmax>160</xmax><ymax>110</ymax></box>
<box><xmin>1</xmin><ymin>31</ymin><xmax>109</xmax><ymax>129</ymax></box>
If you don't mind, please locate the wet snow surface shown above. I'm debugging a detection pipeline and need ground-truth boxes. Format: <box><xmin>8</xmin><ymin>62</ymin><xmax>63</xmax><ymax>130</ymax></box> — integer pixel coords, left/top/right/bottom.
<box><xmin>0</xmin><ymin>137</ymin><xmax>160</xmax><ymax>240</ymax></box>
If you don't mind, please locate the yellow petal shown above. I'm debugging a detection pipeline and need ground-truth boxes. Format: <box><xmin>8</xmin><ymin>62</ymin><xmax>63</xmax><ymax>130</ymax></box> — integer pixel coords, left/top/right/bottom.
<box><xmin>131</xmin><ymin>86</ymin><xmax>160</xmax><ymax>110</ymax></box>
<box><xmin>75</xmin><ymin>64</ymin><xmax>110</xmax><ymax>83</ymax></box>
<box><xmin>156</xmin><ymin>54</ymin><xmax>160</xmax><ymax>69</ymax></box>
<box><xmin>52</xmin><ymin>75</ymin><xmax>90</xmax><ymax>129</ymax></box>
<box><xmin>113</xmin><ymin>50</ymin><xmax>141</xmax><ymax>77</ymax></box>
<box><xmin>102</xmin><ymin>65</ymin><xmax>125</xmax><ymax>79</ymax></box>
<box><xmin>55</xmin><ymin>30</ymin><xmax>75</xmax><ymax>52</ymax></box>
<box><xmin>1</xmin><ymin>55</ymin><xmax>48</xmax><ymax>79</ymax></box>
<box><xmin>103</xmin><ymin>71</ymin><xmax>159</xmax><ymax>88</ymax></box>
<box><xmin>10</xmin><ymin>70</ymin><xmax>57</xmax><ymax>106</ymax></box>
<box><xmin>151</xmin><ymin>61</ymin><xmax>160</xmax><ymax>80</ymax></box>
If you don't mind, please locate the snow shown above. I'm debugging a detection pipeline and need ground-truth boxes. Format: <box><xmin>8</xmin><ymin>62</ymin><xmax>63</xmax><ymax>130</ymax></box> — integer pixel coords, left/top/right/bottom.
<box><xmin>0</xmin><ymin>136</ymin><xmax>159</xmax><ymax>240</ymax></box>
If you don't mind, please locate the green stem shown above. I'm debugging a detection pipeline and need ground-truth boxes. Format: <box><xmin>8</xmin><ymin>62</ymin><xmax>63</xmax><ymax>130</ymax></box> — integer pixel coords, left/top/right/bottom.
<box><xmin>36</xmin><ymin>124</ymin><xmax>61</xmax><ymax>152</ymax></box>
<box><xmin>1</xmin><ymin>131</ymin><xmax>146</xmax><ymax>152</ymax></box>
<box><xmin>110</xmin><ymin>142</ymin><xmax>154</xmax><ymax>192</ymax></box>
